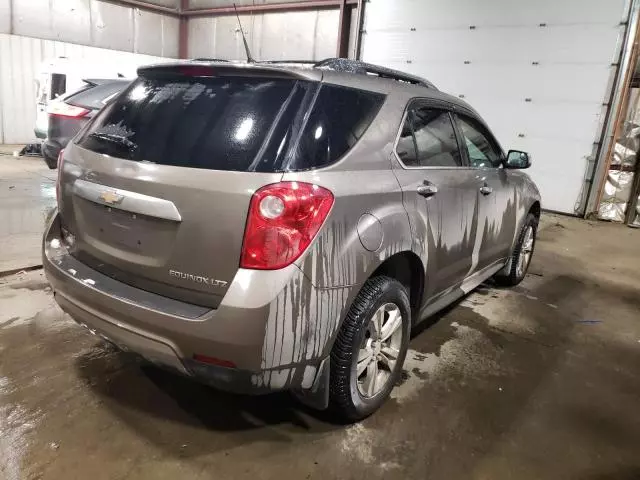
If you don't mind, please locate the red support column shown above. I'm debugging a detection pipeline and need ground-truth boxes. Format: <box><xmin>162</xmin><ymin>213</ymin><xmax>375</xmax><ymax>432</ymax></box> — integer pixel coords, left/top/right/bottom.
<box><xmin>336</xmin><ymin>0</ymin><xmax>351</xmax><ymax>58</ymax></box>
<box><xmin>179</xmin><ymin>0</ymin><xmax>189</xmax><ymax>59</ymax></box>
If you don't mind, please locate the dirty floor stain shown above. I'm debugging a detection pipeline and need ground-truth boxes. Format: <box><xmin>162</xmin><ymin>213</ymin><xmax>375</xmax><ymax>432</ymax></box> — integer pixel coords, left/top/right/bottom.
<box><xmin>1</xmin><ymin>215</ymin><xmax>640</xmax><ymax>480</ymax></box>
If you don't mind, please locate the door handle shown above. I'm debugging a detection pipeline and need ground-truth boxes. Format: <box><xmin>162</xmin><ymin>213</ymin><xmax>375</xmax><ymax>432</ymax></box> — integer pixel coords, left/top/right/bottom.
<box><xmin>479</xmin><ymin>185</ymin><xmax>493</xmax><ymax>196</ymax></box>
<box><xmin>417</xmin><ymin>183</ymin><xmax>438</xmax><ymax>198</ymax></box>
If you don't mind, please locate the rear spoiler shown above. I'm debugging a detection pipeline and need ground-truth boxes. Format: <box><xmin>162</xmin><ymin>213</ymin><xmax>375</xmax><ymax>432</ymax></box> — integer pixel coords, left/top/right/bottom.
<box><xmin>82</xmin><ymin>78</ymin><xmax>130</xmax><ymax>86</ymax></box>
<box><xmin>137</xmin><ymin>62</ymin><xmax>322</xmax><ymax>82</ymax></box>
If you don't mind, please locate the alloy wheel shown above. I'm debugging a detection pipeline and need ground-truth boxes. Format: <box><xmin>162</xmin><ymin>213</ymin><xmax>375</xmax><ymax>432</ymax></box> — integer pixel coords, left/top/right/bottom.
<box><xmin>517</xmin><ymin>225</ymin><xmax>534</xmax><ymax>277</ymax></box>
<box><xmin>355</xmin><ymin>303</ymin><xmax>404</xmax><ymax>398</ymax></box>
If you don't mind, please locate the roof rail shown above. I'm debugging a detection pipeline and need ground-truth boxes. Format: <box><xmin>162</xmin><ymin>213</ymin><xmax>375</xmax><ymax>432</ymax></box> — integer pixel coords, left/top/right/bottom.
<box><xmin>258</xmin><ymin>60</ymin><xmax>317</xmax><ymax>65</ymax></box>
<box><xmin>314</xmin><ymin>58</ymin><xmax>436</xmax><ymax>89</ymax></box>
<box><xmin>191</xmin><ymin>58</ymin><xmax>230</xmax><ymax>62</ymax></box>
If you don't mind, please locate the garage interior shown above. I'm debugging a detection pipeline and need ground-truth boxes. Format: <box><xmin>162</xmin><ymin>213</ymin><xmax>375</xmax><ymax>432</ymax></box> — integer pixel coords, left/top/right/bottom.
<box><xmin>1</xmin><ymin>1</ymin><xmax>640</xmax><ymax>479</ymax></box>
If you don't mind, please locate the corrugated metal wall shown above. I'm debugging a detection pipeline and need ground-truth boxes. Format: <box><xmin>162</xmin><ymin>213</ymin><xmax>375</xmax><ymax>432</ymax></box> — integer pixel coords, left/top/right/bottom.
<box><xmin>0</xmin><ymin>0</ymin><xmax>347</xmax><ymax>141</ymax></box>
<box><xmin>0</xmin><ymin>0</ymin><xmax>179</xmax><ymax>144</ymax></box>
<box><xmin>2</xmin><ymin>0</ymin><xmax>179</xmax><ymax>57</ymax></box>
<box><xmin>0</xmin><ymin>33</ymin><xmax>171</xmax><ymax>144</ymax></box>
<box><xmin>362</xmin><ymin>0</ymin><xmax>629</xmax><ymax>215</ymax></box>
<box><xmin>188</xmin><ymin>9</ymin><xmax>339</xmax><ymax>60</ymax></box>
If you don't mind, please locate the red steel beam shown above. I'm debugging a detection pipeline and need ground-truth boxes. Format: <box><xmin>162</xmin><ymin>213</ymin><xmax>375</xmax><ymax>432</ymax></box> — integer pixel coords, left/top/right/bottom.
<box><xmin>183</xmin><ymin>0</ymin><xmax>357</xmax><ymax>17</ymax></box>
<box><xmin>99</xmin><ymin>0</ymin><xmax>180</xmax><ymax>17</ymax></box>
<box><xmin>353</xmin><ymin>0</ymin><xmax>365</xmax><ymax>60</ymax></box>
<box><xmin>178</xmin><ymin>0</ymin><xmax>189</xmax><ymax>58</ymax></box>
<box><xmin>336</xmin><ymin>0</ymin><xmax>351</xmax><ymax>58</ymax></box>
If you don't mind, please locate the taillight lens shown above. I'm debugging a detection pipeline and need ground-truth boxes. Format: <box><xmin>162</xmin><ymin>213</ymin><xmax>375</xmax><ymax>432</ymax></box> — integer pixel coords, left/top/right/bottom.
<box><xmin>240</xmin><ymin>182</ymin><xmax>334</xmax><ymax>270</ymax></box>
<box><xmin>47</xmin><ymin>102</ymin><xmax>89</xmax><ymax>118</ymax></box>
<box><xmin>56</xmin><ymin>149</ymin><xmax>64</xmax><ymax>207</ymax></box>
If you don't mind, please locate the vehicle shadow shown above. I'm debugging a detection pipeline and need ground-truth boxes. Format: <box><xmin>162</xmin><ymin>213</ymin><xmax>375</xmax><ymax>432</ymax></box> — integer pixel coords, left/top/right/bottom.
<box><xmin>74</xmin><ymin>344</ymin><xmax>341</xmax><ymax>458</ymax></box>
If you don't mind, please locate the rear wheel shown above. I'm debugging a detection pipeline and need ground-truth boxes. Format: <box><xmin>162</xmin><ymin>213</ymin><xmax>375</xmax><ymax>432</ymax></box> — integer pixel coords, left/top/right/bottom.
<box><xmin>44</xmin><ymin>154</ymin><xmax>57</xmax><ymax>169</ymax></box>
<box><xmin>329</xmin><ymin>276</ymin><xmax>410</xmax><ymax>422</ymax></box>
<box><xmin>495</xmin><ymin>213</ymin><xmax>537</xmax><ymax>286</ymax></box>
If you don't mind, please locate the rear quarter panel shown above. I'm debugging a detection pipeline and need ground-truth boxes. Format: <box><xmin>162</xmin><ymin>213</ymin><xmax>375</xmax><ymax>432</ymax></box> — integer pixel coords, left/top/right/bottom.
<box><xmin>284</xmin><ymin>95</ymin><xmax>412</xmax><ymax>290</ymax></box>
<box><xmin>279</xmin><ymin>94</ymin><xmax>413</xmax><ymax>359</ymax></box>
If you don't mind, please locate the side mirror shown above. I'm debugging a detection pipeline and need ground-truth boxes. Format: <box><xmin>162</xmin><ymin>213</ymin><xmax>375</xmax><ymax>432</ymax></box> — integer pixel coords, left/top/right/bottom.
<box><xmin>505</xmin><ymin>150</ymin><xmax>531</xmax><ymax>169</ymax></box>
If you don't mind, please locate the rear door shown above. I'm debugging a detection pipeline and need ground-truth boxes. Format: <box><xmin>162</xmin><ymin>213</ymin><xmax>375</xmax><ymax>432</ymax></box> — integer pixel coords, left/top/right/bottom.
<box><xmin>392</xmin><ymin>101</ymin><xmax>480</xmax><ymax>303</ymax></box>
<box><xmin>59</xmin><ymin>68</ymin><xmax>315</xmax><ymax>308</ymax></box>
<box><xmin>454</xmin><ymin>113</ymin><xmax>514</xmax><ymax>270</ymax></box>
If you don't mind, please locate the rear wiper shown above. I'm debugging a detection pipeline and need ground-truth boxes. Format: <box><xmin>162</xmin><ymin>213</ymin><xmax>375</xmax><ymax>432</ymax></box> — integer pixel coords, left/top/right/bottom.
<box><xmin>88</xmin><ymin>132</ymin><xmax>136</xmax><ymax>150</ymax></box>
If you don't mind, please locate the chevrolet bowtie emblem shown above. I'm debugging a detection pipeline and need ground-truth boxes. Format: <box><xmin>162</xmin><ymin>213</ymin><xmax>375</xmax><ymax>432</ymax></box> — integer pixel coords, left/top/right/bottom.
<box><xmin>99</xmin><ymin>190</ymin><xmax>124</xmax><ymax>205</ymax></box>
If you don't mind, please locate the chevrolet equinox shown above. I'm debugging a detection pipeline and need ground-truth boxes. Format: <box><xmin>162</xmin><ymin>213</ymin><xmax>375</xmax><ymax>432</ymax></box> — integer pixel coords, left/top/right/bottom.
<box><xmin>44</xmin><ymin>59</ymin><xmax>541</xmax><ymax>421</ymax></box>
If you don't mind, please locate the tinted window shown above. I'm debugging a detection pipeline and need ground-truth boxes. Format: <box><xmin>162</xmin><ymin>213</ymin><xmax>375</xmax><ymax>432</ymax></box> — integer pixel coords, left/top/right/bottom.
<box><xmin>77</xmin><ymin>76</ymin><xmax>300</xmax><ymax>171</ymax></box>
<box><xmin>456</xmin><ymin>115</ymin><xmax>502</xmax><ymax>168</ymax></box>
<box><xmin>76</xmin><ymin>75</ymin><xmax>383</xmax><ymax>172</ymax></box>
<box><xmin>396</xmin><ymin>107</ymin><xmax>461</xmax><ymax>167</ymax></box>
<box><xmin>50</xmin><ymin>73</ymin><xmax>66</xmax><ymax>100</ymax></box>
<box><xmin>287</xmin><ymin>85</ymin><xmax>385</xmax><ymax>170</ymax></box>
<box><xmin>68</xmin><ymin>81</ymin><xmax>130</xmax><ymax>110</ymax></box>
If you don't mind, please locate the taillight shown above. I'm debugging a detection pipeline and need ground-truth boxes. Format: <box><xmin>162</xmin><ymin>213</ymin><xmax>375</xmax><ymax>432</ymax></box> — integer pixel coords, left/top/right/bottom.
<box><xmin>56</xmin><ymin>149</ymin><xmax>64</xmax><ymax>207</ymax></box>
<box><xmin>47</xmin><ymin>102</ymin><xmax>89</xmax><ymax>118</ymax></box>
<box><xmin>240</xmin><ymin>182</ymin><xmax>334</xmax><ymax>270</ymax></box>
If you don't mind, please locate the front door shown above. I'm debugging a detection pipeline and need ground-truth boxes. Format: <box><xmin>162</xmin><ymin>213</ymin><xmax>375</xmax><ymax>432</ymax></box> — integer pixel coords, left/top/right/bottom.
<box><xmin>454</xmin><ymin>114</ymin><xmax>515</xmax><ymax>271</ymax></box>
<box><xmin>392</xmin><ymin>103</ymin><xmax>480</xmax><ymax>304</ymax></box>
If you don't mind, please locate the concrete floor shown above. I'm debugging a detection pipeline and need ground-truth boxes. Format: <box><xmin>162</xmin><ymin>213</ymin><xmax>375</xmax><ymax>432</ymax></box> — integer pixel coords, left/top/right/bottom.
<box><xmin>0</xmin><ymin>152</ymin><xmax>56</xmax><ymax>273</ymax></box>
<box><xmin>1</xmin><ymin>214</ymin><xmax>639</xmax><ymax>479</ymax></box>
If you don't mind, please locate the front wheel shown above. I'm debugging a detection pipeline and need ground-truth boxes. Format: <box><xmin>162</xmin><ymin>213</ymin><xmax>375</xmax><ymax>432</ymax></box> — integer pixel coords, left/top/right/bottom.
<box><xmin>495</xmin><ymin>213</ymin><xmax>538</xmax><ymax>286</ymax></box>
<box><xmin>329</xmin><ymin>276</ymin><xmax>411</xmax><ymax>422</ymax></box>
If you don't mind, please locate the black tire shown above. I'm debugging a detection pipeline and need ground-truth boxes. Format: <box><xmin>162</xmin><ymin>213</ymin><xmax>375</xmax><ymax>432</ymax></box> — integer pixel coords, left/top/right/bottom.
<box><xmin>44</xmin><ymin>155</ymin><xmax>57</xmax><ymax>170</ymax></box>
<box><xmin>494</xmin><ymin>213</ymin><xmax>538</xmax><ymax>286</ymax></box>
<box><xmin>329</xmin><ymin>275</ymin><xmax>411</xmax><ymax>422</ymax></box>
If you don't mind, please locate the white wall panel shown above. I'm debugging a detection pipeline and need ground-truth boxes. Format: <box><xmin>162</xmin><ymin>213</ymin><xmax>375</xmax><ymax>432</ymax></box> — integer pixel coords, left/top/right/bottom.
<box><xmin>12</xmin><ymin>0</ymin><xmax>52</xmax><ymax>37</ymax></box>
<box><xmin>364</xmin><ymin>0</ymin><xmax>628</xmax><ymax>30</ymax></box>
<box><xmin>315</xmin><ymin>10</ymin><xmax>340</xmax><ymax>59</ymax></box>
<box><xmin>362</xmin><ymin>0</ymin><xmax>628</xmax><ymax>214</ymax></box>
<box><xmin>188</xmin><ymin>16</ymin><xmax>216</xmax><ymax>58</ymax></box>
<box><xmin>134</xmin><ymin>9</ymin><xmax>179</xmax><ymax>57</ymax></box>
<box><xmin>0</xmin><ymin>0</ymin><xmax>11</xmax><ymax>33</ymax></box>
<box><xmin>90</xmin><ymin>1</ymin><xmax>134</xmax><ymax>51</ymax></box>
<box><xmin>9</xmin><ymin>0</ymin><xmax>178</xmax><ymax>57</ymax></box>
<box><xmin>51</xmin><ymin>0</ymin><xmax>92</xmax><ymax>44</ymax></box>
<box><xmin>0</xmin><ymin>33</ymin><xmax>173</xmax><ymax>144</ymax></box>
<box><xmin>188</xmin><ymin>9</ymin><xmax>338</xmax><ymax>60</ymax></box>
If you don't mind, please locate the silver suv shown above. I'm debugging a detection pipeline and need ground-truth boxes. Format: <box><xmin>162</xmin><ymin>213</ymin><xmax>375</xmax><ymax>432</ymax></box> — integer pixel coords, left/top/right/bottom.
<box><xmin>44</xmin><ymin>59</ymin><xmax>540</xmax><ymax>421</ymax></box>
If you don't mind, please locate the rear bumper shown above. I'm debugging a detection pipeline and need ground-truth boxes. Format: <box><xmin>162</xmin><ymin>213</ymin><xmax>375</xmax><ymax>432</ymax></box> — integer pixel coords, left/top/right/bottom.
<box><xmin>43</xmin><ymin>212</ymin><xmax>349</xmax><ymax>394</ymax></box>
<box><xmin>42</xmin><ymin>139</ymin><xmax>62</xmax><ymax>166</ymax></box>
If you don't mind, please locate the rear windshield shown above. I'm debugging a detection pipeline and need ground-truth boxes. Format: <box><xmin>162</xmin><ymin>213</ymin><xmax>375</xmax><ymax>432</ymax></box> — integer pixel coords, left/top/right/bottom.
<box><xmin>76</xmin><ymin>74</ymin><xmax>384</xmax><ymax>172</ymax></box>
<box><xmin>67</xmin><ymin>81</ymin><xmax>130</xmax><ymax>110</ymax></box>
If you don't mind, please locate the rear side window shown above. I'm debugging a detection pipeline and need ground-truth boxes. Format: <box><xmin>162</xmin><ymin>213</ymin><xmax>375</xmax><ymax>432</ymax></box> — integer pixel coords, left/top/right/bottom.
<box><xmin>76</xmin><ymin>75</ymin><xmax>384</xmax><ymax>172</ymax></box>
<box><xmin>396</xmin><ymin>106</ymin><xmax>462</xmax><ymax>167</ymax></box>
<box><xmin>287</xmin><ymin>85</ymin><xmax>385</xmax><ymax>170</ymax></box>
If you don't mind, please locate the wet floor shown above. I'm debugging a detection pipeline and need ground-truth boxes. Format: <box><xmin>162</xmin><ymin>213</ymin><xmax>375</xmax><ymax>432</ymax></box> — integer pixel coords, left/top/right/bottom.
<box><xmin>1</xmin><ymin>215</ymin><xmax>639</xmax><ymax>479</ymax></box>
<box><xmin>0</xmin><ymin>154</ymin><xmax>56</xmax><ymax>273</ymax></box>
